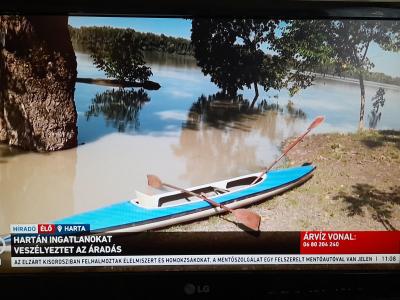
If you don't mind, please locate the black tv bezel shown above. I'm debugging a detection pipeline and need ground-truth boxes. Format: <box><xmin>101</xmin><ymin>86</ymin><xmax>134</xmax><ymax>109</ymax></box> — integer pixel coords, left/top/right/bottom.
<box><xmin>0</xmin><ymin>0</ymin><xmax>400</xmax><ymax>19</ymax></box>
<box><xmin>1</xmin><ymin>0</ymin><xmax>400</xmax><ymax>296</ymax></box>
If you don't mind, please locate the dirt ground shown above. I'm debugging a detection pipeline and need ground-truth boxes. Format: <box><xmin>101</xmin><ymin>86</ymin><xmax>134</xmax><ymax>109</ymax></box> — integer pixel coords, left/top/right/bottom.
<box><xmin>162</xmin><ymin>130</ymin><xmax>400</xmax><ymax>232</ymax></box>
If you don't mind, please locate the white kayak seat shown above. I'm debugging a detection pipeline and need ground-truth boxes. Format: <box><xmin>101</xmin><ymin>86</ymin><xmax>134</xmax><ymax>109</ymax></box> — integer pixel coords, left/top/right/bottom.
<box><xmin>132</xmin><ymin>190</ymin><xmax>159</xmax><ymax>208</ymax></box>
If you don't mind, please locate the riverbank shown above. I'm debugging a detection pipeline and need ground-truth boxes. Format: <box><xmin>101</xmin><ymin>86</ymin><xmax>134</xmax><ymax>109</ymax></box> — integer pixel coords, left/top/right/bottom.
<box><xmin>162</xmin><ymin>130</ymin><xmax>400</xmax><ymax>232</ymax></box>
<box><xmin>313</xmin><ymin>73</ymin><xmax>400</xmax><ymax>90</ymax></box>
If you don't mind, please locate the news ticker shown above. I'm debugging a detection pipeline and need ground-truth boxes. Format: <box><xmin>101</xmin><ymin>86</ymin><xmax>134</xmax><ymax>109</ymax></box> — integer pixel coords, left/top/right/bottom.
<box><xmin>11</xmin><ymin>254</ymin><xmax>400</xmax><ymax>267</ymax></box>
<box><xmin>1</xmin><ymin>225</ymin><xmax>400</xmax><ymax>268</ymax></box>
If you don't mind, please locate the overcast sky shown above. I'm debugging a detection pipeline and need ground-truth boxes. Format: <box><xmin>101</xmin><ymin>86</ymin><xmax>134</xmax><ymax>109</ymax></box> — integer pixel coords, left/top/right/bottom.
<box><xmin>69</xmin><ymin>17</ymin><xmax>400</xmax><ymax>78</ymax></box>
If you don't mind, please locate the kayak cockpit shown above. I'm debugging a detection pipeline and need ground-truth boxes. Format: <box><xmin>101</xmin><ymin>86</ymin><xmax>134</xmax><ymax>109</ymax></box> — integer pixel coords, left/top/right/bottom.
<box><xmin>132</xmin><ymin>174</ymin><xmax>263</xmax><ymax>209</ymax></box>
<box><xmin>226</xmin><ymin>175</ymin><xmax>262</xmax><ymax>190</ymax></box>
<box><xmin>158</xmin><ymin>186</ymin><xmax>223</xmax><ymax>207</ymax></box>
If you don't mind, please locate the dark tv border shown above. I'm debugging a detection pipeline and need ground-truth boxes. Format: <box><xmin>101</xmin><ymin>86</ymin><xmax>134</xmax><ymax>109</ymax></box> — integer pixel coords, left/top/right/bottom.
<box><xmin>1</xmin><ymin>1</ymin><xmax>400</xmax><ymax>298</ymax></box>
<box><xmin>0</xmin><ymin>0</ymin><xmax>399</xmax><ymax>19</ymax></box>
<box><xmin>1</xmin><ymin>270</ymin><xmax>400</xmax><ymax>298</ymax></box>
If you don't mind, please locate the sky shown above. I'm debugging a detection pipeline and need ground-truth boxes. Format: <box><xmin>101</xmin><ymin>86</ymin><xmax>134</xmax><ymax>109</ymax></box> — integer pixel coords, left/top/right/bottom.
<box><xmin>68</xmin><ymin>17</ymin><xmax>400</xmax><ymax>78</ymax></box>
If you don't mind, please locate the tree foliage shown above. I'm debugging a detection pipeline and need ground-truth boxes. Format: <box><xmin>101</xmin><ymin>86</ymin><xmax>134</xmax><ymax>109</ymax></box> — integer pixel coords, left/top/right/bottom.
<box><xmin>190</xmin><ymin>19</ymin><xmax>323</xmax><ymax>103</ymax></box>
<box><xmin>192</xmin><ymin>19</ymin><xmax>275</xmax><ymax>98</ymax></box>
<box><xmin>306</xmin><ymin>20</ymin><xmax>400</xmax><ymax>75</ymax></box>
<box><xmin>87</xmin><ymin>30</ymin><xmax>152</xmax><ymax>83</ymax></box>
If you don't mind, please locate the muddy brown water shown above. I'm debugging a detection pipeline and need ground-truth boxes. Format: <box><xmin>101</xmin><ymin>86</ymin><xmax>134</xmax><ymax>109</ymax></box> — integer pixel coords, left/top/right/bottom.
<box><xmin>0</xmin><ymin>111</ymin><xmax>300</xmax><ymax>234</ymax></box>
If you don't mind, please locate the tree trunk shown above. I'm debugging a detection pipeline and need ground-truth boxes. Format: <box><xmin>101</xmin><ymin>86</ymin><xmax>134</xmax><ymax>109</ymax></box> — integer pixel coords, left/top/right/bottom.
<box><xmin>358</xmin><ymin>72</ymin><xmax>366</xmax><ymax>130</ymax></box>
<box><xmin>0</xmin><ymin>16</ymin><xmax>77</xmax><ymax>151</ymax></box>
<box><xmin>250</xmin><ymin>81</ymin><xmax>259</xmax><ymax>108</ymax></box>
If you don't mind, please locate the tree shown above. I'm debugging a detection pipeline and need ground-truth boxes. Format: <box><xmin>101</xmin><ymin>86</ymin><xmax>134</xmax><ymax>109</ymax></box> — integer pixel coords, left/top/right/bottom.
<box><xmin>0</xmin><ymin>16</ymin><xmax>78</xmax><ymax>151</ymax></box>
<box><xmin>191</xmin><ymin>19</ymin><xmax>322</xmax><ymax>107</ymax></box>
<box><xmin>191</xmin><ymin>19</ymin><xmax>264</xmax><ymax>99</ymax></box>
<box><xmin>89</xmin><ymin>30</ymin><xmax>152</xmax><ymax>83</ymax></box>
<box><xmin>326</xmin><ymin>21</ymin><xmax>399</xmax><ymax>130</ymax></box>
<box><xmin>287</xmin><ymin>20</ymin><xmax>400</xmax><ymax>130</ymax></box>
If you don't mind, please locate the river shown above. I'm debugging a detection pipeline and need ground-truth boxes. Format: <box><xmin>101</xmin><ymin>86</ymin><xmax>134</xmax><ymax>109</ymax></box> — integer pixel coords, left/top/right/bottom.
<box><xmin>0</xmin><ymin>51</ymin><xmax>399</xmax><ymax>234</ymax></box>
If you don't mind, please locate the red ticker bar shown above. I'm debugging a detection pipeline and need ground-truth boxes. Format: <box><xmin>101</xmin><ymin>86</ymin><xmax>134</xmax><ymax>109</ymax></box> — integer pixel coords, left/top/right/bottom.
<box><xmin>300</xmin><ymin>231</ymin><xmax>400</xmax><ymax>254</ymax></box>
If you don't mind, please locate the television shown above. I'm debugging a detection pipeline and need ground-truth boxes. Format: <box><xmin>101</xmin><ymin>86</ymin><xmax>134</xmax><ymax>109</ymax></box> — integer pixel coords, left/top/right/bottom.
<box><xmin>1</xmin><ymin>0</ymin><xmax>399</xmax><ymax>297</ymax></box>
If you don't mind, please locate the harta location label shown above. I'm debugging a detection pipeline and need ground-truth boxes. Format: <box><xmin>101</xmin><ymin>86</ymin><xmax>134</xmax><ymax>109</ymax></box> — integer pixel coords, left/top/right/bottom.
<box><xmin>54</xmin><ymin>224</ymin><xmax>90</xmax><ymax>235</ymax></box>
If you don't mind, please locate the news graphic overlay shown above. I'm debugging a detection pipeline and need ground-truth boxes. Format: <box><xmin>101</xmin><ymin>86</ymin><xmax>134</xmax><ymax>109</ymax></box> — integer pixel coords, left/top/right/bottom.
<box><xmin>300</xmin><ymin>231</ymin><xmax>400</xmax><ymax>264</ymax></box>
<box><xmin>7</xmin><ymin>229</ymin><xmax>400</xmax><ymax>268</ymax></box>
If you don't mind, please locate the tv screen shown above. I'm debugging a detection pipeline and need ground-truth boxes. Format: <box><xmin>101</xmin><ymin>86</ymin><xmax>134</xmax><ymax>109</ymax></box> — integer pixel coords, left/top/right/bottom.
<box><xmin>0</xmin><ymin>11</ymin><xmax>399</xmax><ymax>295</ymax></box>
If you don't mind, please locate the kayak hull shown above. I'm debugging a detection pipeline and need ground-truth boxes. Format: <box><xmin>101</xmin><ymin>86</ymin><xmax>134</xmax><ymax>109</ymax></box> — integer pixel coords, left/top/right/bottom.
<box><xmin>55</xmin><ymin>165</ymin><xmax>316</xmax><ymax>233</ymax></box>
<box><xmin>107</xmin><ymin>169</ymin><xmax>313</xmax><ymax>233</ymax></box>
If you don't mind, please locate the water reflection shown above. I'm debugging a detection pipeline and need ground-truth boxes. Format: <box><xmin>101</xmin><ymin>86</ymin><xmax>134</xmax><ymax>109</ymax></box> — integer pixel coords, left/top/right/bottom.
<box><xmin>75</xmin><ymin>50</ymin><xmax>400</xmax><ymax>135</ymax></box>
<box><xmin>85</xmin><ymin>88</ymin><xmax>150</xmax><ymax>132</ymax></box>
<box><xmin>286</xmin><ymin>100</ymin><xmax>307</xmax><ymax>119</ymax></box>
<box><xmin>368</xmin><ymin>88</ymin><xmax>386</xmax><ymax>129</ymax></box>
<box><xmin>174</xmin><ymin>95</ymin><xmax>308</xmax><ymax>184</ymax></box>
<box><xmin>182</xmin><ymin>93</ymin><xmax>306</xmax><ymax>132</ymax></box>
<box><xmin>144</xmin><ymin>51</ymin><xmax>197</xmax><ymax>69</ymax></box>
<box><xmin>183</xmin><ymin>94</ymin><xmax>255</xmax><ymax>131</ymax></box>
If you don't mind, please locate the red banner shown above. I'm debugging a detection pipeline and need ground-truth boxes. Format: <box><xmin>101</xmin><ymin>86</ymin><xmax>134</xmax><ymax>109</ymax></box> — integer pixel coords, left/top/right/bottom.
<box><xmin>38</xmin><ymin>224</ymin><xmax>55</xmax><ymax>234</ymax></box>
<box><xmin>300</xmin><ymin>231</ymin><xmax>400</xmax><ymax>254</ymax></box>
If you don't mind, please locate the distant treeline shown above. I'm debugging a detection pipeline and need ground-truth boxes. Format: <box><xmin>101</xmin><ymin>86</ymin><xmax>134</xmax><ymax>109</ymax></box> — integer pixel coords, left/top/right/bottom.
<box><xmin>68</xmin><ymin>26</ymin><xmax>194</xmax><ymax>56</ymax></box>
<box><xmin>69</xmin><ymin>25</ymin><xmax>400</xmax><ymax>86</ymax></box>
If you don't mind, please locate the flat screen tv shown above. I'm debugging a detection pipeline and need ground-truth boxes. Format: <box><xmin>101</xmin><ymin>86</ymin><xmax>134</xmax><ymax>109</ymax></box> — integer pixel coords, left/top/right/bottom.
<box><xmin>0</xmin><ymin>0</ymin><xmax>399</xmax><ymax>297</ymax></box>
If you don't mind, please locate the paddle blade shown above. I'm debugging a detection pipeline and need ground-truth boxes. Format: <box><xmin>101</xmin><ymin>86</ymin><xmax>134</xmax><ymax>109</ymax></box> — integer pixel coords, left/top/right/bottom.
<box><xmin>147</xmin><ymin>174</ymin><xmax>163</xmax><ymax>189</ymax></box>
<box><xmin>233</xmin><ymin>209</ymin><xmax>261</xmax><ymax>231</ymax></box>
<box><xmin>308</xmin><ymin>116</ymin><xmax>325</xmax><ymax>130</ymax></box>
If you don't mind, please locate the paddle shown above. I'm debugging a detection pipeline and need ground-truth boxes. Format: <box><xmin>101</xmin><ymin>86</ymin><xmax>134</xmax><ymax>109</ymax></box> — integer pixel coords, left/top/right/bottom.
<box><xmin>251</xmin><ymin>116</ymin><xmax>325</xmax><ymax>185</ymax></box>
<box><xmin>147</xmin><ymin>175</ymin><xmax>261</xmax><ymax>231</ymax></box>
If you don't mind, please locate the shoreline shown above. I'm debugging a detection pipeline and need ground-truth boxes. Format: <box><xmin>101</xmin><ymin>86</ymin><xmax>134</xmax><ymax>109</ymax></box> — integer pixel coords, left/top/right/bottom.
<box><xmin>313</xmin><ymin>73</ymin><xmax>400</xmax><ymax>90</ymax></box>
<box><xmin>76</xmin><ymin>77</ymin><xmax>161</xmax><ymax>90</ymax></box>
<box><xmin>73</xmin><ymin>49</ymin><xmax>400</xmax><ymax>90</ymax></box>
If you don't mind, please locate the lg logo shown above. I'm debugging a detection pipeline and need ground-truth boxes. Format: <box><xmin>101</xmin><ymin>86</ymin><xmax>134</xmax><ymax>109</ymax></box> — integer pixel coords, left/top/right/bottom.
<box><xmin>184</xmin><ymin>283</ymin><xmax>210</xmax><ymax>296</ymax></box>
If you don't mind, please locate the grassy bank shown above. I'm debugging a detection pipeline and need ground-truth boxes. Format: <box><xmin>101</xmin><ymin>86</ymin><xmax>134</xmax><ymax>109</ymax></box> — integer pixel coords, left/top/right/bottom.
<box><xmin>161</xmin><ymin>130</ymin><xmax>400</xmax><ymax>232</ymax></box>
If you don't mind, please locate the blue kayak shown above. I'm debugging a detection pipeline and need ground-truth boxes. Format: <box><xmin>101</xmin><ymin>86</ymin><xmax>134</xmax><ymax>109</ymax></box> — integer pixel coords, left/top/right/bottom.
<box><xmin>54</xmin><ymin>165</ymin><xmax>315</xmax><ymax>233</ymax></box>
